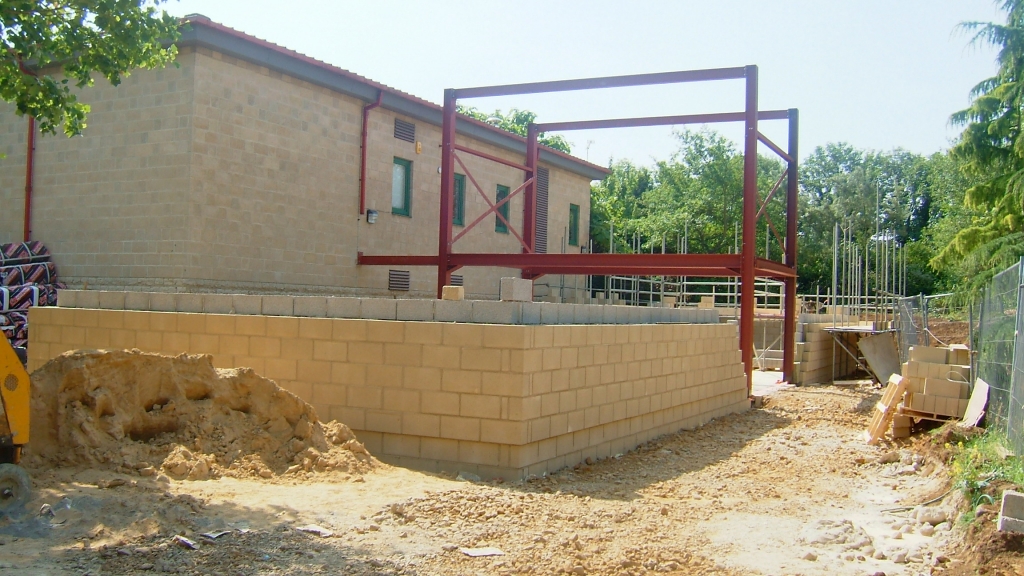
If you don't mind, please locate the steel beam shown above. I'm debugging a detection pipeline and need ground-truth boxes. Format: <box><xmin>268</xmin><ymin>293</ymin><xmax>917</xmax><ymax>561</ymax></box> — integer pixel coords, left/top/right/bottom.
<box><xmin>453</xmin><ymin>67</ymin><xmax>747</xmax><ymax>99</ymax></box>
<box><xmin>783</xmin><ymin>109</ymin><xmax>800</xmax><ymax>383</ymax></box>
<box><xmin>741</xmin><ymin>65</ymin><xmax>758</xmax><ymax>396</ymax></box>
<box><xmin>358</xmin><ymin>253</ymin><xmax>439</xmax><ymax>266</ymax></box>
<box><xmin>535</xmin><ymin>109</ymin><xmax>791</xmax><ymax>132</ymax></box>
<box><xmin>757</xmin><ymin>132</ymin><xmax>793</xmax><ymax>163</ymax></box>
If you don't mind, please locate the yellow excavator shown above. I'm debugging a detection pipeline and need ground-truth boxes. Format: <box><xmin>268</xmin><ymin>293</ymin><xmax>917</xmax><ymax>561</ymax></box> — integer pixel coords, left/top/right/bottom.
<box><xmin>0</xmin><ymin>336</ymin><xmax>31</xmax><ymax>514</ymax></box>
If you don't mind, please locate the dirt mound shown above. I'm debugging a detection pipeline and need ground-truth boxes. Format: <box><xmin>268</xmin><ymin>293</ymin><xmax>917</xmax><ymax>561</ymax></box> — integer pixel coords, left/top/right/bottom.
<box><xmin>27</xmin><ymin>349</ymin><xmax>374</xmax><ymax>480</ymax></box>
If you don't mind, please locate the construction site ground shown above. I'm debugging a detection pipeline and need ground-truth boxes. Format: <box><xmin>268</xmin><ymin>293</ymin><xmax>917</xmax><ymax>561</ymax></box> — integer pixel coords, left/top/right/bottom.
<box><xmin>0</xmin><ymin>371</ymin><xmax>1007</xmax><ymax>575</ymax></box>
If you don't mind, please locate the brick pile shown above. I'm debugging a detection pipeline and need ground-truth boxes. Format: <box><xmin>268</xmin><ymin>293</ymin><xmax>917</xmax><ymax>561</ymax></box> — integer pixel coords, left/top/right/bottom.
<box><xmin>0</xmin><ymin>241</ymin><xmax>62</xmax><ymax>349</ymax></box>
<box><xmin>893</xmin><ymin>344</ymin><xmax>972</xmax><ymax>437</ymax></box>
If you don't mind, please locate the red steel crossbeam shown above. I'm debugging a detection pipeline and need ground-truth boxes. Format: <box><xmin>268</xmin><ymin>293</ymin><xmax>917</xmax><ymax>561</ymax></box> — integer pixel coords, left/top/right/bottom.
<box><xmin>763</xmin><ymin>211</ymin><xmax>787</xmax><ymax>255</ymax></box>
<box><xmin>362</xmin><ymin>66</ymin><xmax>802</xmax><ymax>394</ymax></box>
<box><xmin>757</xmin><ymin>132</ymin><xmax>793</xmax><ymax>163</ymax></box>
<box><xmin>451</xmin><ymin>152</ymin><xmax>532</xmax><ymax>251</ymax></box>
<box><xmin>755</xmin><ymin>171</ymin><xmax>787</xmax><ymax>222</ymax></box>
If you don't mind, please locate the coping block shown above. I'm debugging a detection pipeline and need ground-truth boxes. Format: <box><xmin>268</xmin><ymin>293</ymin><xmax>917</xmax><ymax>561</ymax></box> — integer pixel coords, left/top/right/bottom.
<box><xmin>999</xmin><ymin>490</ymin><xmax>1024</xmax><ymax>533</ymax></box>
<box><xmin>397</xmin><ymin>298</ymin><xmax>435</xmax><ymax>321</ymax></box>
<box><xmin>441</xmin><ymin>285</ymin><xmax>465</xmax><ymax>301</ymax></box>
<box><xmin>499</xmin><ymin>277</ymin><xmax>533</xmax><ymax>302</ymax></box>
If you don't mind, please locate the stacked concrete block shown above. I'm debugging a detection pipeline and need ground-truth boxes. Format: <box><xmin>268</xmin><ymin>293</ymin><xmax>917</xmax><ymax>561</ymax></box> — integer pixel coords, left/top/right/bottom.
<box><xmin>899</xmin><ymin>345</ymin><xmax>972</xmax><ymax>419</ymax></box>
<box><xmin>28</xmin><ymin>306</ymin><xmax>748</xmax><ymax>480</ymax></box>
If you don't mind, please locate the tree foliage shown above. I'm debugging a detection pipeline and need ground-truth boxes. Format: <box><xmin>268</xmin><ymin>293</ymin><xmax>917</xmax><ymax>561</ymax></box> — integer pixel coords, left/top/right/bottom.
<box><xmin>456</xmin><ymin>105</ymin><xmax>572</xmax><ymax>154</ymax></box>
<box><xmin>934</xmin><ymin>0</ymin><xmax>1024</xmax><ymax>290</ymax></box>
<box><xmin>0</xmin><ymin>0</ymin><xmax>180</xmax><ymax>136</ymax></box>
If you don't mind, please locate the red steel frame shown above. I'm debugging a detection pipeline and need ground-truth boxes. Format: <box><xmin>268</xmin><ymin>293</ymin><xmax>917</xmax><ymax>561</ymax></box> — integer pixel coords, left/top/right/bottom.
<box><xmin>358</xmin><ymin>66</ymin><xmax>799</xmax><ymax>394</ymax></box>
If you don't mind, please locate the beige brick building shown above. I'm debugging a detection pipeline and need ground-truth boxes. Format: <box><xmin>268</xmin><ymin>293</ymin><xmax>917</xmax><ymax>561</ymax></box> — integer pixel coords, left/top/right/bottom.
<box><xmin>0</xmin><ymin>16</ymin><xmax>606</xmax><ymax>300</ymax></box>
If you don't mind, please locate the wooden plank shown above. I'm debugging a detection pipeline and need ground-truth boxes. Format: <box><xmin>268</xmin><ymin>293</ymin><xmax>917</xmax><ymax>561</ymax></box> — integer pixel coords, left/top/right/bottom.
<box><xmin>865</xmin><ymin>374</ymin><xmax>908</xmax><ymax>445</ymax></box>
<box><xmin>959</xmin><ymin>378</ymin><xmax>988</xmax><ymax>428</ymax></box>
<box><xmin>897</xmin><ymin>407</ymin><xmax>956</xmax><ymax>423</ymax></box>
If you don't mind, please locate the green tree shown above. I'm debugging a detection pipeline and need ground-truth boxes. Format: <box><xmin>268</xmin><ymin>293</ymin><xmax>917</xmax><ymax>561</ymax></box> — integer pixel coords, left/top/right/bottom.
<box><xmin>0</xmin><ymin>0</ymin><xmax>180</xmax><ymax>136</ymax></box>
<box><xmin>457</xmin><ymin>105</ymin><xmax>572</xmax><ymax>153</ymax></box>
<box><xmin>935</xmin><ymin>0</ymin><xmax>1024</xmax><ymax>289</ymax></box>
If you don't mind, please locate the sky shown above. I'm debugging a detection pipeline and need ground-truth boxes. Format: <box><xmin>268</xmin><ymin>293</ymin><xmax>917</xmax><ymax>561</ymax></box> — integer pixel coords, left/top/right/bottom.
<box><xmin>165</xmin><ymin>0</ymin><xmax>1004</xmax><ymax>167</ymax></box>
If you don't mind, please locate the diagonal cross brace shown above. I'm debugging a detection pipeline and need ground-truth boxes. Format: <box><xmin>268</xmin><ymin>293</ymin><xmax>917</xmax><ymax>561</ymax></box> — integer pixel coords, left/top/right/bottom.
<box><xmin>452</xmin><ymin>152</ymin><xmax>533</xmax><ymax>252</ymax></box>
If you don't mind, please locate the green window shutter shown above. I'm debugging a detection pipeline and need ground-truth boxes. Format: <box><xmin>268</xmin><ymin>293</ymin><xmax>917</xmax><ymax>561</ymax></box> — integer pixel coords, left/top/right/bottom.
<box><xmin>495</xmin><ymin>185</ymin><xmax>510</xmax><ymax>233</ymax></box>
<box><xmin>569</xmin><ymin>203</ymin><xmax>580</xmax><ymax>246</ymax></box>
<box><xmin>392</xmin><ymin>157</ymin><xmax>412</xmax><ymax>216</ymax></box>
<box><xmin>453</xmin><ymin>174</ymin><xmax>466</xmax><ymax>226</ymax></box>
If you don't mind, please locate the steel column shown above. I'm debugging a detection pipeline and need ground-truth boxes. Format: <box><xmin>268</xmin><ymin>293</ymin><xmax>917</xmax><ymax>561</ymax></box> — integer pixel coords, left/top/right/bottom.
<box><xmin>436</xmin><ymin>90</ymin><xmax>457</xmax><ymax>297</ymax></box>
<box><xmin>783</xmin><ymin>109</ymin><xmax>799</xmax><ymax>383</ymax></box>
<box><xmin>740</xmin><ymin>65</ymin><xmax>758</xmax><ymax>395</ymax></box>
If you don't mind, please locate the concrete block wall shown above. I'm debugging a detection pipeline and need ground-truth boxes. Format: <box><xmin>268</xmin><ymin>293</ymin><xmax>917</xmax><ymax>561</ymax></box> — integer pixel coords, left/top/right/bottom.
<box><xmin>791</xmin><ymin>320</ymin><xmax>874</xmax><ymax>384</ymax></box>
<box><xmin>54</xmin><ymin>290</ymin><xmax>721</xmax><ymax>326</ymax></box>
<box><xmin>28</xmin><ymin>303</ymin><xmax>747</xmax><ymax>480</ymax></box>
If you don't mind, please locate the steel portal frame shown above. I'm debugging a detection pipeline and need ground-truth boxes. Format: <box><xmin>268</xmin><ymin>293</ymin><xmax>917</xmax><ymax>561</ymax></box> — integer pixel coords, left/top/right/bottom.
<box><xmin>357</xmin><ymin>65</ymin><xmax>799</xmax><ymax>394</ymax></box>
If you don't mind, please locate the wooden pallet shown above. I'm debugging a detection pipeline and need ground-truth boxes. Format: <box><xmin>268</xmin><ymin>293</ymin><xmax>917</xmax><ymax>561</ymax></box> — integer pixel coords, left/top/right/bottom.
<box><xmin>897</xmin><ymin>407</ymin><xmax>958</xmax><ymax>423</ymax></box>
<box><xmin>865</xmin><ymin>374</ymin><xmax>908</xmax><ymax>445</ymax></box>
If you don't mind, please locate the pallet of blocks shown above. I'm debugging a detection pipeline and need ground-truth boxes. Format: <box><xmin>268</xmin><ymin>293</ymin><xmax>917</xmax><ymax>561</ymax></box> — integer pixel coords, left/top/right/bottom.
<box><xmin>866</xmin><ymin>374</ymin><xmax>908</xmax><ymax>445</ymax></box>
<box><xmin>892</xmin><ymin>344</ymin><xmax>972</xmax><ymax>436</ymax></box>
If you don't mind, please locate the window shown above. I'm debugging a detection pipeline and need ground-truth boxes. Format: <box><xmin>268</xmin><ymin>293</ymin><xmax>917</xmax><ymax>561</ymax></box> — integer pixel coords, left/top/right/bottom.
<box><xmin>394</xmin><ymin>118</ymin><xmax>415</xmax><ymax>142</ymax></box>
<box><xmin>453</xmin><ymin>174</ymin><xmax>466</xmax><ymax>226</ymax></box>
<box><xmin>569</xmin><ymin>203</ymin><xmax>580</xmax><ymax>246</ymax></box>
<box><xmin>392</xmin><ymin>157</ymin><xmax>411</xmax><ymax>216</ymax></box>
<box><xmin>495</xmin><ymin>185</ymin><xmax>510</xmax><ymax>233</ymax></box>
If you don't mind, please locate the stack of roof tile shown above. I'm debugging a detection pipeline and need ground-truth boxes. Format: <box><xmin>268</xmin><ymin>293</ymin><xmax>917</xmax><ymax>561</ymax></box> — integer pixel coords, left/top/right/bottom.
<box><xmin>0</xmin><ymin>241</ymin><xmax>62</xmax><ymax>348</ymax></box>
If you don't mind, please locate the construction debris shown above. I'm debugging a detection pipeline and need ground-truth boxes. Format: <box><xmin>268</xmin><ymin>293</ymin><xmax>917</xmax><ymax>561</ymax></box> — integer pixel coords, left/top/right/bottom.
<box><xmin>27</xmin><ymin>349</ymin><xmax>375</xmax><ymax>479</ymax></box>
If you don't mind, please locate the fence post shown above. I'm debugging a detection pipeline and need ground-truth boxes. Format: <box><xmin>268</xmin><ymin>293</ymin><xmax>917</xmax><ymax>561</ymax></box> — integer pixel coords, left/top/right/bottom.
<box><xmin>920</xmin><ymin>293</ymin><xmax>929</xmax><ymax>347</ymax></box>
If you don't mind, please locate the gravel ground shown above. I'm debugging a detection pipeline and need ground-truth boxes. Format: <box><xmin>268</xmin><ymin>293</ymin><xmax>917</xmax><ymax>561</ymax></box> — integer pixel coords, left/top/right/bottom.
<box><xmin>0</xmin><ymin>380</ymin><xmax>964</xmax><ymax>575</ymax></box>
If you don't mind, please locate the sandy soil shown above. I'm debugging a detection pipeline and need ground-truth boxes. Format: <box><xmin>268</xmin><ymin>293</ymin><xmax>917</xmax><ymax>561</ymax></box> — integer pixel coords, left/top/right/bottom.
<box><xmin>0</xmin><ymin>375</ymin><xmax>973</xmax><ymax>576</ymax></box>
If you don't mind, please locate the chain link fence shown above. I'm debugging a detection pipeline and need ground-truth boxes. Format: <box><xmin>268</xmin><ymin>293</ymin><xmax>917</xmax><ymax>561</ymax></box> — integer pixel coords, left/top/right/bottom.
<box><xmin>896</xmin><ymin>295</ymin><xmax>925</xmax><ymax>363</ymax></box>
<box><xmin>965</xmin><ymin>259</ymin><xmax>1024</xmax><ymax>454</ymax></box>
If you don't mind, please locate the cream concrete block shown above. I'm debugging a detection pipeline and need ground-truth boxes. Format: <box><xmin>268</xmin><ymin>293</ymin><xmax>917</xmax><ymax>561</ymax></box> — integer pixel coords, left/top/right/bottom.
<box><xmin>267</xmin><ymin>317</ymin><xmax>299</xmax><ymax>338</ymax></box>
<box><xmin>203</xmin><ymin>294</ymin><xmax>234</xmax><ymax>314</ymax></box>
<box><xmin>482</xmin><ymin>372</ymin><xmax>529</xmax><ymax>397</ymax></box>
<box><xmin>385</xmin><ymin>343</ymin><xmax>422</xmax><ymax>366</ymax></box>
<box><xmin>265</xmin><ymin>358</ymin><xmax>298</xmax><ymax>381</ymax></box>
<box><xmin>405</xmin><ymin>322</ymin><xmax>443</xmax><ymax>345</ymax></box>
<box><xmin>56</xmin><ymin>289</ymin><xmax>78</xmax><ymax>308</ymax></box>
<box><xmin>135</xmin><ymin>330</ymin><xmax>162</xmax><ymax>350</ymax></box>
<box><xmin>441</xmin><ymin>416</ymin><xmax>481</xmax><ymax>441</ymax></box>
<box><xmin>77</xmin><ymin>291</ymin><xmax>100</xmax><ymax>309</ymax></box>
<box><xmin>441</xmin><ymin>286</ymin><xmax>464</xmax><ymax>301</ymax></box>
<box><xmin>420</xmin><ymin>437</ymin><xmax>459</xmax><ymax>461</ymax></box>
<box><xmin>162</xmin><ymin>332</ymin><xmax>189</xmax><ymax>352</ymax></box>
<box><xmin>499</xmin><ymin>278</ymin><xmax>533</xmax><ymax>302</ymax></box>
<box><xmin>365</xmin><ymin>411</ymin><xmax>403</xmax><ymax>434</ymax></box>
<box><xmin>262</xmin><ymin>295</ymin><xmax>294</xmax><ymax>316</ymax></box>
<box><xmin>281</xmin><ymin>338</ymin><xmax>314</xmax><ymax>361</ymax></box>
<box><xmin>361</xmin><ymin>298</ymin><xmax>397</xmax><ymax>320</ymax></box>
<box><xmin>435</xmin><ymin>300</ymin><xmax>471</xmax><ymax>322</ymax></box>
<box><xmin>205</xmin><ymin>315</ymin><xmax>236</xmax><ymax>336</ymax></box>
<box><xmin>332</xmin><ymin>319</ymin><xmax>367</xmax><ymax>341</ymax></box>
<box><xmin>461</xmin><ymin>348</ymin><xmax>501</xmax><ymax>371</ymax></box>
<box><xmin>366</xmin><ymin>365</ymin><xmax>402</xmax><ymax>388</ymax></box>
<box><xmin>422</xmin><ymin>345</ymin><xmax>460</xmax><ymax>369</ymax></box>
<box><xmin>367</xmin><ymin>321</ymin><xmax>404</xmax><ymax>343</ymax></box>
<box><xmin>348</xmin><ymin>386</ymin><xmax>383</xmax><ymax>409</ymax></box>
<box><xmin>297</xmin><ymin>360</ymin><xmax>332</xmax><ymax>382</ymax></box>
<box><xmin>508</xmin><ymin>396</ymin><xmax>541</xmax><ymax>421</ymax></box>
<box><xmin>396</xmin><ymin>299</ymin><xmax>434</xmax><ymax>321</ymax></box>
<box><xmin>313</xmin><ymin>340</ymin><xmax>347</xmax><ymax>362</ymax></box>
<box><xmin>443</xmin><ymin>324</ymin><xmax>483</xmax><ymax>347</ymax></box>
<box><xmin>331</xmin><ymin>363</ymin><xmax>366</xmax><ymax>386</ymax></box>
<box><xmin>383</xmin><ymin>388</ymin><xmax>421</xmax><ymax>412</ymax></box>
<box><xmin>235</xmin><ymin>315</ymin><xmax>267</xmax><ymax>336</ymax></box>
<box><xmin>326</xmin><ymin>297</ymin><xmax>361</xmax><ymax>318</ymax></box>
<box><xmin>220</xmin><ymin>335</ymin><xmax>249</xmax><ymax>356</ymax></box>
<box><xmin>483</xmin><ymin>325</ymin><xmax>528</xmax><ymax>349</ymax></box>
<box><xmin>460</xmin><ymin>394</ymin><xmax>501</xmax><ymax>419</ymax></box>
<box><xmin>539</xmin><ymin>303</ymin><xmax>559</xmax><ymax>324</ymax></box>
<box><xmin>422</xmin><ymin>391</ymin><xmax>460</xmax><ymax>415</ymax></box>
<box><xmin>175</xmin><ymin>294</ymin><xmax>203</xmax><ymax>313</ymax></box>
<box><xmin>293</xmin><ymin>296</ymin><xmax>328</xmax><ymax>318</ymax></box>
<box><xmin>348</xmin><ymin>342</ymin><xmax>383</xmax><ymax>364</ymax></box>
<box><xmin>442</xmin><ymin>369</ymin><xmax>481</xmax><ymax>393</ymax></box>
<box><xmin>458</xmin><ymin>441</ymin><xmax>500</xmax><ymax>466</ymax></box>
<box><xmin>298</xmin><ymin>318</ymin><xmax>333</xmax><ymax>340</ymax></box>
<box><xmin>149</xmin><ymin>293</ymin><xmax>175</xmax><ymax>312</ymax></box>
<box><xmin>232</xmin><ymin>295</ymin><xmax>263</xmax><ymax>315</ymax></box>
<box><xmin>403</xmin><ymin>413</ymin><xmax>441</xmax><ymax>437</ymax></box>
<box><xmin>249</xmin><ymin>336</ymin><xmax>281</xmax><ymax>357</ymax></box>
<box><xmin>481</xmin><ymin>420</ymin><xmax>527</xmax><ymax>445</ymax></box>
<box><xmin>189</xmin><ymin>334</ymin><xmax>219</xmax><ymax>355</ymax></box>
<box><xmin>521</xmin><ymin>302</ymin><xmax>542</xmax><ymax>325</ymax></box>
<box><xmin>98</xmin><ymin>291</ymin><xmax>126</xmax><ymax>310</ymax></box>
<box><xmin>175</xmin><ymin>313</ymin><xmax>204</xmax><ymax>335</ymax></box>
